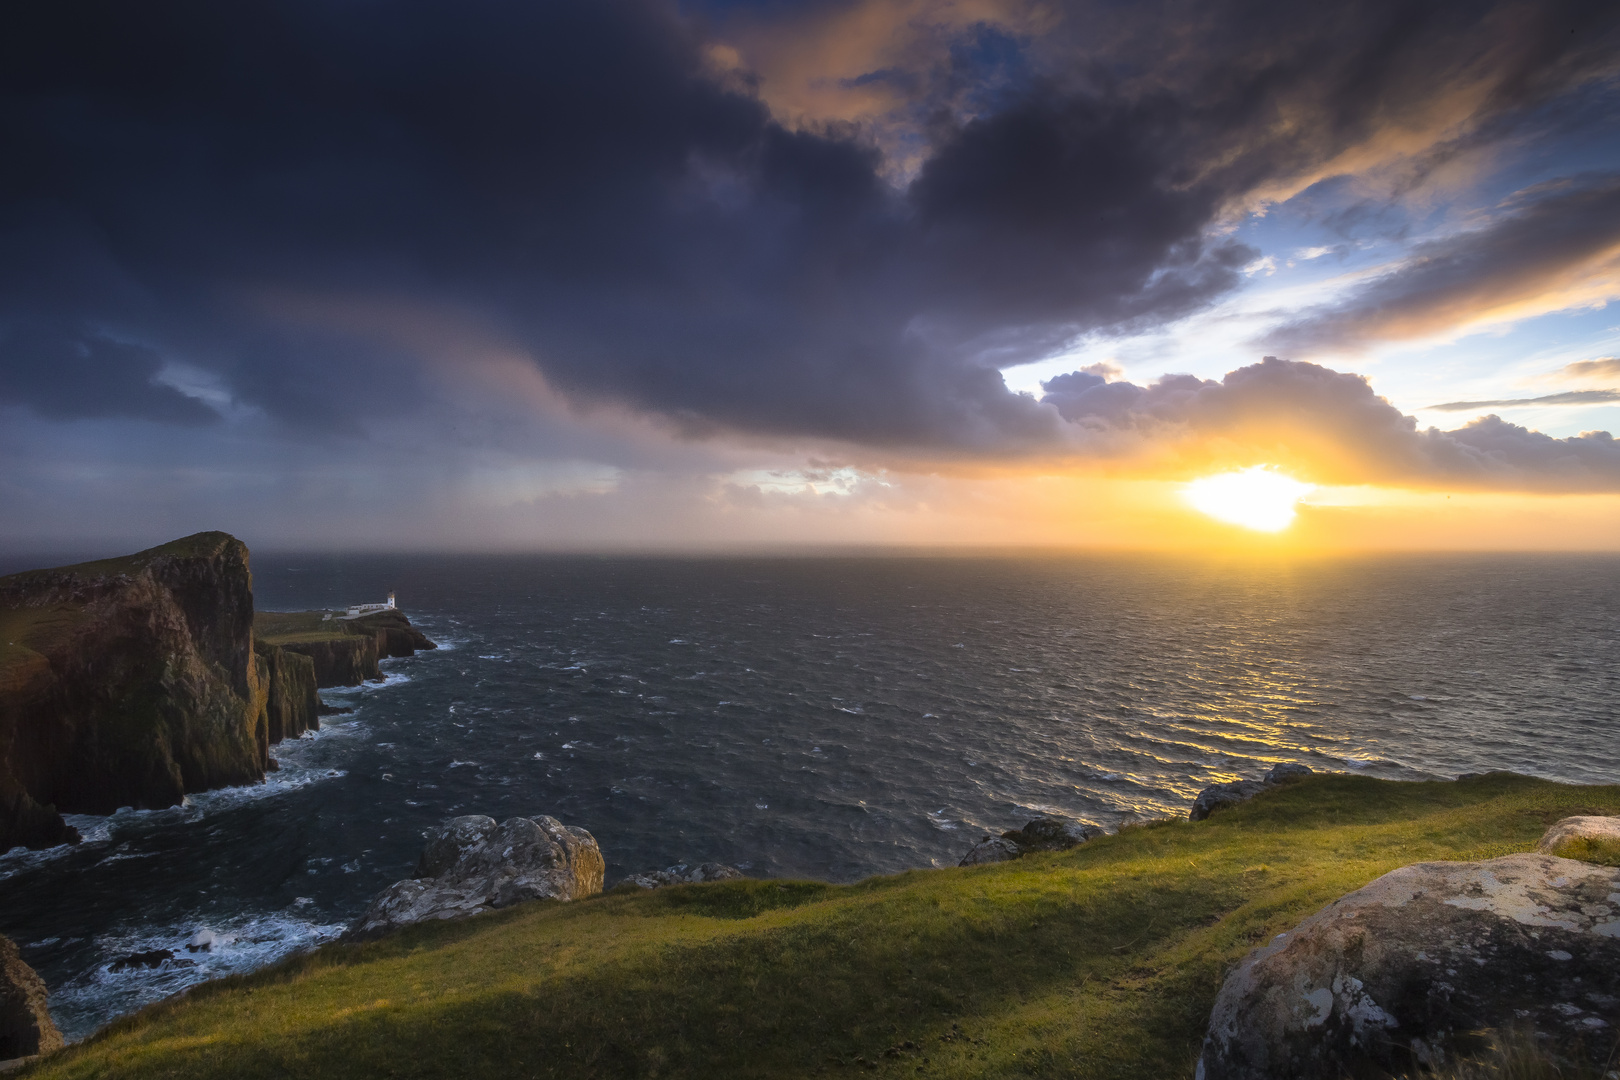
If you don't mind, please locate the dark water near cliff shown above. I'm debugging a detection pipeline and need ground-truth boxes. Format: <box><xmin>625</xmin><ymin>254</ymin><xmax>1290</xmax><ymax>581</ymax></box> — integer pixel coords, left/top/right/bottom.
<box><xmin>2</xmin><ymin>553</ymin><xmax>1617</xmax><ymax>1039</ymax></box>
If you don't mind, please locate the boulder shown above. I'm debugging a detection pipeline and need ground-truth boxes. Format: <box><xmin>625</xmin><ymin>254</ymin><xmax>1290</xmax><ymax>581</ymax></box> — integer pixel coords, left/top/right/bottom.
<box><xmin>1537</xmin><ymin>815</ymin><xmax>1620</xmax><ymax>865</ymax></box>
<box><xmin>1190</xmin><ymin>765</ymin><xmax>1315</xmax><ymax>822</ymax></box>
<box><xmin>1190</xmin><ymin>781</ymin><xmax>1271</xmax><ymax>822</ymax></box>
<box><xmin>108</xmin><ymin>949</ymin><xmax>191</xmax><ymax>972</ymax></box>
<box><xmin>0</xmin><ymin>935</ymin><xmax>62</xmax><ymax>1061</ymax></box>
<box><xmin>348</xmin><ymin>814</ymin><xmax>604</xmax><ymax>939</ymax></box>
<box><xmin>959</xmin><ymin>836</ymin><xmax>1020</xmax><ymax>867</ymax></box>
<box><xmin>959</xmin><ymin>817</ymin><xmax>1103</xmax><ymax>867</ymax></box>
<box><xmin>1197</xmin><ymin>853</ymin><xmax>1620</xmax><ymax>1080</ymax></box>
<box><xmin>626</xmin><ymin>862</ymin><xmax>745</xmax><ymax>889</ymax></box>
<box><xmin>1263</xmin><ymin>763</ymin><xmax>1313</xmax><ymax>785</ymax></box>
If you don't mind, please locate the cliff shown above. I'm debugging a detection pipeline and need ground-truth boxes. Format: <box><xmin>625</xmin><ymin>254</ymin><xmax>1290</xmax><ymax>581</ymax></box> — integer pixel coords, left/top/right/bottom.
<box><xmin>0</xmin><ymin>534</ymin><xmax>324</xmax><ymax>853</ymax></box>
<box><xmin>254</xmin><ymin>609</ymin><xmax>436</xmax><ymax>687</ymax></box>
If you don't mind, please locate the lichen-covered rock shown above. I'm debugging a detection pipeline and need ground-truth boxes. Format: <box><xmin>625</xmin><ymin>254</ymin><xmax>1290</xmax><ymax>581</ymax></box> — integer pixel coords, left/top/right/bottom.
<box><xmin>1196</xmin><ymin>853</ymin><xmax>1620</xmax><ymax>1080</ymax></box>
<box><xmin>1537</xmin><ymin>815</ymin><xmax>1620</xmax><ymax>865</ymax></box>
<box><xmin>626</xmin><ymin>862</ymin><xmax>745</xmax><ymax>889</ymax></box>
<box><xmin>959</xmin><ymin>817</ymin><xmax>1103</xmax><ymax>866</ymax></box>
<box><xmin>348</xmin><ymin>814</ymin><xmax>604</xmax><ymax>939</ymax></box>
<box><xmin>0</xmin><ymin>934</ymin><xmax>62</xmax><ymax>1061</ymax></box>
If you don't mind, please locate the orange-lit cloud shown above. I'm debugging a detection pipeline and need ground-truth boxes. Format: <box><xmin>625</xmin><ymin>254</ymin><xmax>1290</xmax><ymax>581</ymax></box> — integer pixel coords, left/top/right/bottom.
<box><xmin>1037</xmin><ymin>357</ymin><xmax>1620</xmax><ymax>493</ymax></box>
<box><xmin>1551</xmin><ymin>357</ymin><xmax>1620</xmax><ymax>385</ymax></box>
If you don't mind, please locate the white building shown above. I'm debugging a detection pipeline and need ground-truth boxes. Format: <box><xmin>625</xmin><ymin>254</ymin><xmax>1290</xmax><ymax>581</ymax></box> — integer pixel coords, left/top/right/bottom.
<box><xmin>344</xmin><ymin>592</ymin><xmax>396</xmax><ymax>617</ymax></box>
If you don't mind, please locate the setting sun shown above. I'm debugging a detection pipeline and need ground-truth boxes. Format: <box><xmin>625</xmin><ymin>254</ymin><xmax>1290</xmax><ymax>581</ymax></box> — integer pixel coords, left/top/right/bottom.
<box><xmin>1184</xmin><ymin>466</ymin><xmax>1314</xmax><ymax>532</ymax></box>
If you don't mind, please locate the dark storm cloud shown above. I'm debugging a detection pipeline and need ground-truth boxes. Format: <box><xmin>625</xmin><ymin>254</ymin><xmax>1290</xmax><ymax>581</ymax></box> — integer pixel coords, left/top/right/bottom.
<box><xmin>1260</xmin><ymin>177</ymin><xmax>1620</xmax><ymax>355</ymax></box>
<box><xmin>1042</xmin><ymin>357</ymin><xmax>1620</xmax><ymax>492</ymax></box>
<box><xmin>0</xmin><ymin>322</ymin><xmax>219</xmax><ymax>425</ymax></box>
<box><xmin>1</xmin><ymin>0</ymin><xmax>1617</xmax><ymax>453</ymax></box>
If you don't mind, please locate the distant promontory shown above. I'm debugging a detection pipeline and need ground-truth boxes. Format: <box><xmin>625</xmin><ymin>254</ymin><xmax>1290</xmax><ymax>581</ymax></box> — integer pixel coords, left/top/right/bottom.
<box><xmin>0</xmin><ymin>532</ymin><xmax>434</xmax><ymax>854</ymax></box>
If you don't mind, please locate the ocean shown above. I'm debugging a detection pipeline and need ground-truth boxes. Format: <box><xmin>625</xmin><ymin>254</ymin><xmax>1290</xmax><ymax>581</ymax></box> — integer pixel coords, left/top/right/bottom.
<box><xmin>1</xmin><ymin>553</ymin><xmax>1616</xmax><ymax>1040</ymax></box>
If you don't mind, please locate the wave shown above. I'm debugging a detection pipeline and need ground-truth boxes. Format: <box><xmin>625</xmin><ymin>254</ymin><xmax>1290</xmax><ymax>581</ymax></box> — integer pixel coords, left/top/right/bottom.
<box><xmin>50</xmin><ymin>907</ymin><xmax>346</xmax><ymax>1042</ymax></box>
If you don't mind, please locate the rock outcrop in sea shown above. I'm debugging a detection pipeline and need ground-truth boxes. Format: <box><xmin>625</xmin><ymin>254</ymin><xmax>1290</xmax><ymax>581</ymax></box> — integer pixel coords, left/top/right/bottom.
<box><xmin>0</xmin><ymin>934</ymin><xmax>62</xmax><ymax>1063</ymax></box>
<box><xmin>1197</xmin><ymin>848</ymin><xmax>1620</xmax><ymax>1079</ymax></box>
<box><xmin>1189</xmin><ymin>763</ymin><xmax>1314</xmax><ymax>821</ymax></box>
<box><xmin>959</xmin><ymin>817</ymin><xmax>1104</xmax><ymax>866</ymax></box>
<box><xmin>348</xmin><ymin>814</ymin><xmax>605</xmax><ymax>939</ymax></box>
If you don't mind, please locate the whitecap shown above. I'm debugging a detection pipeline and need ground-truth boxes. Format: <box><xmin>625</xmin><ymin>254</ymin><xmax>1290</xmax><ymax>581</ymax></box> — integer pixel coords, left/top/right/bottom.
<box><xmin>50</xmin><ymin>910</ymin><xmax>346</xmax><ymax>1042</ymax></box>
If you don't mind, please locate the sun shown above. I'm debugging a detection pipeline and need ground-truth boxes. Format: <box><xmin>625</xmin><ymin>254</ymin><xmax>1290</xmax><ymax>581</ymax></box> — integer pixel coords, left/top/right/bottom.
<box><xmin>1184</xmin><ymin>466</ymin><xmax>1314</xmax><ymax>532</ymax></box>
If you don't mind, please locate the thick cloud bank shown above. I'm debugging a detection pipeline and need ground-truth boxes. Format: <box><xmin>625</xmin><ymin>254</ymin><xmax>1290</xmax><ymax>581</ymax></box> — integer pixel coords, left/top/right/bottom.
<box><xmin>1043</xmin><ymin>358</ymin><xmax>1620</xmax><ymax>492</ymax></box>
<box><xmin>1</xmin><ymin>0</ymin><xmax>1617</xmax><ymax>469</ymax></box>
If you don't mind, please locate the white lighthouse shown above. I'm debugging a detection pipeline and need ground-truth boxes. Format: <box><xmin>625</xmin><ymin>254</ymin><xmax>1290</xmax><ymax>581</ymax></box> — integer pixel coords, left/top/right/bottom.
<box><xmin>344</xmin><ymin>592</ymin><xmax>398</xmax><ymax>617</ymax></box>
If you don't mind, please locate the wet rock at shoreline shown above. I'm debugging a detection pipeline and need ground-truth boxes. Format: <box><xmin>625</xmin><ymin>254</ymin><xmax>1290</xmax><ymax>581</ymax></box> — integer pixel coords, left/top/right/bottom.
<box><xmin>1197</xmin><ymin>853</ymin><xmax>1620</xmax><ymax>1080</ymax></box>
<box><xmin>626</xmin><ymin>862</ymin><xmax>745</xmax><ymax>889</ymax></box>
<box><xmin>348</xmin><ymin>814</ymin><xmax>604</xmax><ymax>939</ymax></box>
<box><xmin>108</xmin><ymin>949</ymin><xmax>192</xmax><ymax>972</ymax></box>
<box><xmin>0</xmin><ymin>935</ymin><xmax>62</xmax><ymax>1061</ymax></box>
<box><xmin>1190</xmin><ymin>764</ymin><xmax>1314</xmax><ymax>821</ymax></box>
<box><xmin>959</xmin><ymin>817</ymin><xmax>1103</xmax><ymax>866</ymax></box>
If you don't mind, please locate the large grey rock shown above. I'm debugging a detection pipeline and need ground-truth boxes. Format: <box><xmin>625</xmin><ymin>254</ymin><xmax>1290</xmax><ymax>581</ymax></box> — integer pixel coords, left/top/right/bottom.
<box><xmin>1190</xmin><ymin>781</ymin><xmax>1271</xmax><ymax>822</ymax></box>
<box><xmin>1537</xmin><ymin>816</ymin><xmax>1620</xmax><ymax>860</ymax></box>
<box><xmin>1263</xmin><ymin>763</ymin><xmax>1313</xmax><ymax>785</ymax></box>
<box><xmin>959</xmin><ymin>817</ymin><xmax>1103</xmax><ymax>866</ymax></box>
<box><xmin>0</xmin><ymin>935</ymin><xmax>62</xmax><ymax>1062</ymax></box>
<box><xmin>959</xmin><ymin>836</ymin><xmax>1020</xmax><ymax>867</ymax></box>
<box><xmin>626</xmin><ymin>862</ymin><xmax>745</xmax><ymax>889</ymax></box>
<box><xmin>1197</xmin><ymin>853</ymin><xmax>1620</xmax><ymax>1080</ymax></box>
<box><xmin>1190</xmin><ymin>765</ymin><xmax>1315</xmax><ymax>821</ymax></box>
<box><xmin>348</xmin><ymin>814</ymin><xmax>604</xmax><ymax>939</ymax></box>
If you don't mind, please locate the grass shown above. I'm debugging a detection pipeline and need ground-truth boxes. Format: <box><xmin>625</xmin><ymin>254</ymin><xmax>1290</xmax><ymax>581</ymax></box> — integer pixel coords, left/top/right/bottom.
<box><xmin>1412</xmin><ymin>1029</ymin><xmax>1620</xmax><ymax>1079</ymax></box>
<box><xmin>0</xmin><ymin>532</ymin><xmax>239</xmax><ymax>593</ymax></box>
<box><xmin>0</xmin><ymin>532</ymin><xmax>240</xmax><ymax>681</ymax></box>
<box><xmin>1546</xmin><ymin>835</ymin><xmax>1620</xmax><ymax>867</ymax></box>
<box><xmin>252</xmin><ymin>610</ymin><xmax>360</xmax><ymax>646</ymax></box>
<box><xmin>18</xmin><ymin>773</ymin><xmax>1620</xmax><ymax>1080</ymax></box>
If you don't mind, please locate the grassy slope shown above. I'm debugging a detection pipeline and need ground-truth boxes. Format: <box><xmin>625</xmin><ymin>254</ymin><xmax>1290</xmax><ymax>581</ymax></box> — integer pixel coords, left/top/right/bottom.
<box><xmin>21</xmin><ymin>774</ymin><xmax>1620</xmax><ymax>1080</ymax></box>
<box><xmin>252</xmin><ymin>610</ymin><xmax>358</xmax><ymax>646</ymax></box>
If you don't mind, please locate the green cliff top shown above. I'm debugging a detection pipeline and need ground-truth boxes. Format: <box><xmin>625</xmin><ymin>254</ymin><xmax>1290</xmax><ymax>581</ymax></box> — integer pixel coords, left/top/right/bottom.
<box><xmin>18</xmin><ymin>772</ymin><xmax>1620</xmax><ymax>1080</ymax></box>
<box><xmin>0</xmin><ymin>532</ymin><xmax>244</xmax><ymax>593</ymax></box>
<box><xmin>0</xmin><ymin>533</ymin><xmax>247</xmax><ymax>684</ymax></box>
<box><xmin>253</xmin><ymin>608</ymin><xmax>416</xmax><ymax>646</ymax></box>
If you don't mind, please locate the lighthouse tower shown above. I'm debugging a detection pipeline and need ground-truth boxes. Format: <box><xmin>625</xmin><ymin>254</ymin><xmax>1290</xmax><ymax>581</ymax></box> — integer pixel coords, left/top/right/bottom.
<box><xmin>386</xmin><ymin>591</ymin><xmax>396</xmax><ymax>610</ymax></box>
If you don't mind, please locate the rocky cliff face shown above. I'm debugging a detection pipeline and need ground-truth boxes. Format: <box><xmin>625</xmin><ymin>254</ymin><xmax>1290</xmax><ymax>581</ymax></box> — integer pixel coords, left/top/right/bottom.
<box><xmin>0</xmin><ymin>533</ymin><xmax>321</xmax><ymax>853</ymax></box>
<box><xmin>254</xmin><ymin>640</ymin><xmax>321</xmax><ymax>744</ymax></box>
<box><xmin>265</xmin><ymin>609</ymin><xmax>436</xmax><ymax>688</ymax></box>
<box><xmin>0</xmin><ymin>935</ymin><xmax>62</xmax><ymax>1062</ymax></box>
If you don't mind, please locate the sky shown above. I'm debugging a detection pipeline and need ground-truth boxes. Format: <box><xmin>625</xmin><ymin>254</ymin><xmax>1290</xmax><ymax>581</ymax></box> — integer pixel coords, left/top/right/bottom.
<box><xmin>3</xmin><ymin>0</ymin><xmax>1620</xmax><ymax>554</ymax></box>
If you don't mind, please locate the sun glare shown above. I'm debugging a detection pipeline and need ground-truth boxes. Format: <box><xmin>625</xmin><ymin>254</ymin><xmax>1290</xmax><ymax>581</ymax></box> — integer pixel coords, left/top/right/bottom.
<box><xmin>1184</xmin><ymin>466</ymin><xmax>1314</xmax><ymax>532</ymax></box>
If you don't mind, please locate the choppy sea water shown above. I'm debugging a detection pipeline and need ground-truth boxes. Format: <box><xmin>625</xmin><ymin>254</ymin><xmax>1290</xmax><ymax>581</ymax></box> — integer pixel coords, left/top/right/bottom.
<box><xmin>1</xmin><ymin>553</ymin><xmax>1616</xmax><ymax>1039</ymax></box>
